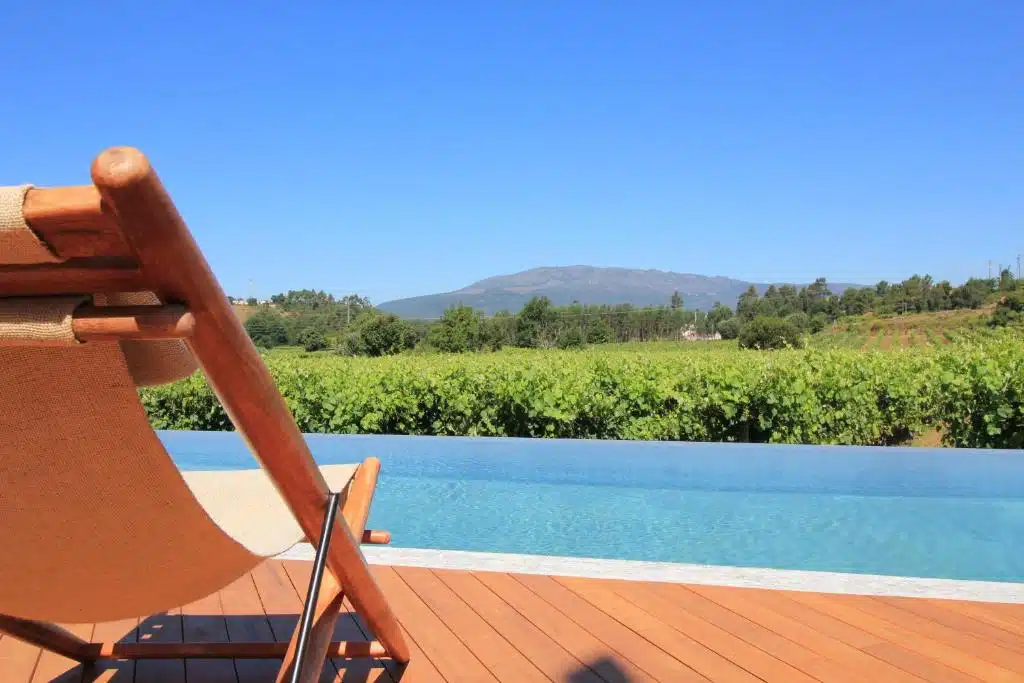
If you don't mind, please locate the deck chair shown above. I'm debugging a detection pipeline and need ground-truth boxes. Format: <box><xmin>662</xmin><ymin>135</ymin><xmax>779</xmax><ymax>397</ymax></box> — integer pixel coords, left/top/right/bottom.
<box><xmin>0</xmin><ymin>147</ymin><xmax>411</xmax><ymax>682</ymax></box>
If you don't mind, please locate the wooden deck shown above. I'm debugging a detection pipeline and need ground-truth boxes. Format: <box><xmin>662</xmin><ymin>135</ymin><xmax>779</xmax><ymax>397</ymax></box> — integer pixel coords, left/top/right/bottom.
<box><xmin>2</xmin><ymin>561</ymin><xmax>1022</xmax><ymax>682</ymax></box>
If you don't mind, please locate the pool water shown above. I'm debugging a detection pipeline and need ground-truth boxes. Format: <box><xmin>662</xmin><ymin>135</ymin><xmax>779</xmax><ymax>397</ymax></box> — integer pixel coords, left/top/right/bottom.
<box><xmin>160</xmin><ymin>431</ymin><xmax>1024</xmax><ymax>583</ymax></box>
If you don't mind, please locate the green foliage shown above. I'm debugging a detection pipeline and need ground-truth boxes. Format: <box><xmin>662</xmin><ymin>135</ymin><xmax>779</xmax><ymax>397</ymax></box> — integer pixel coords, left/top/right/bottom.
<box><xmin>343</xmin><ymin>312</ymin><xmax>417</xmax><ymax>357</ymax></box>
<box><xmin>427</xmin><ymin>305</ymin><xmax>489</xmax><ymax>353</ymax></box>
<box><xmin>785</xmin><ymin>311</ymin><xmax>811</xmax><ymax>332</ymax></box>
<box><xmin>141</xmin><ymin>330</ymin><xmax>1024</xmax><ymax>447</ymax></box>
<box><xmin>556</xmin><ymin>326</ymin><xmax>586</xmax><ymax>349</ymax></box>
<box><xmin>716</xmin><ymin>318</ymin><xmax>741</xmax><ymax>340</ymax></box>
<box><xmin>244</xmin><ymin>309</ymin><xmax>288</xmax><ymax>348</ymax></box>
<box><xmin>738</xmin><ymin>316</ymin><xmax>803</xmax><ymax>350</ymax></box>
<box><xmin>810</xmin><ymin>312</ymin><xmax>829</xmax><ymax>334</ymax></box>
<box><xmin>297</xmin><ymin>327</ymin><xmax>329</xmax><ymax>352</ymax></box>
<box><xmin>990</xmin><ymin>290</ymin><xmax>1024</xmax><ymax>328</ymax></box>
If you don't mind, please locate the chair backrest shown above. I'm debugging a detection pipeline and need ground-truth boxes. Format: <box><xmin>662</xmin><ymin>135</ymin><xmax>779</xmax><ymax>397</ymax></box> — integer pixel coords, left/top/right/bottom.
<box><xmin>0</xmin><ymin>148</ymin><xmax>336</xmax><ymax>622</ymax></box>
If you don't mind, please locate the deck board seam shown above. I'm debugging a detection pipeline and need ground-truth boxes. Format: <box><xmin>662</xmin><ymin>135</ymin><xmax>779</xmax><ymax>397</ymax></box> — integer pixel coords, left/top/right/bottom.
<box><xmin>427</xmin><ymin>568</ymin><xmax>557</xmax><ymax>683</ymax></box>
<box><xmin>738</xmin><ymin>588</ymin><xmax>963</xmax><ymax>683</ymax></box>
<box><xmin>599</xmin><ymin>579</ymin><xmax>796</xmax><ymax>683</ymax></box>
<box><xmin>509</xmin><ymin>572</ymin><xmax>709</xmax><ymax>683</ymax></box>
<box><xmin>451</xmin><ymin>570</ymin><xmax>611</xmax><ymax>683</ymax></box>
<box><xmin>767</xmin><ymin>590</ymin><xmax>1006</xmax><ymax>682</ymax></box>
<box><xmin>668</xmin><ymin>584</ymin><xmax>896</xmax><ymax>683</ymax></box>
<box><xmin>554</xmin><ymin>576</ymin><xmax>766</xmax><ymax>683</ymax></box>
<box><xmin>391</xmin><ymin>566</ymin><xmax>502</xmax><ymax>682</ymax></box>
<box><xmin>379</xmin><ymin>566</ymin><xmax>485</xmax><ymax>683</ymax></box>
<box><xmin>869</xmin><ymin>596</ymin><xmax>1024</xmax><ymax>656</ymax></box>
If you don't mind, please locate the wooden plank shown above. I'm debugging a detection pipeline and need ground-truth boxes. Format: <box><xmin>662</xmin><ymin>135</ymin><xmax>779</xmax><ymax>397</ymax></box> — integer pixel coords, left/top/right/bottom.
<box><xmin>786</xmin><ymin>591</ymin><xmax>1023</xmax><ymax>683</ymax></box>
<box><xmin>397</xmin><ymin>567</ymin><xmax>550</xmax><ymax>682</ymax></box>
<box><xmin>373</xmin><ymin>565</ymin><xmax>496</xmax><ymax>682</ymax></box>
<box><xmin>22</xmin><ymin>185</ymin><xmax>133</xmax><ymax>259</ymax></box>
<box><xmin>926</xmin><ymin>600</ymin><xmax>1024</xmax><ymax>639</ymax></box>
<box><xmin>748</xmin><ymin>589</ymin><xmax>981</xmax><ymax>683</ymax></box>
<box><xmin>558</xmin><ymin>577</ymin><xmax>762</xmax><ymax>683</ymax></box>
<box><xmin>182</xmin><ymin>587</ymin><xmax>236</xmax><ymax>683</ymax></box>
<box><xmin>83</xmin><ymin>617</ymin><xmax>138</xmax><ymax>683</ymax></box>
<box><xmin>606</xmin><ymin>580</ymin><xmax>820</xmax><ymax>683</ymax></box>
<box><xmin>433</xmin><ymin>569</ymin><xmax>604</xmax><ymax>683</ymax></box>
<box><xmin>0</xmin><ymin>634</ymin><xmax>42</xmax><ymax>683</ymax></box>
<box><xmin>513</xmin><ymin>573</ymin><xmax>707</xmax><ymax>682</ymax></box>
<box><xmin>849</xmin><ymin>596</ymin><xmax>1024</xmax><ymax>674</ymax></box>
<box><xmin>690</xmin><ymin>585</ymin><xmax>927</xmax><ymax>683</ymax></box>
<box><xmin>135</xmin><ymin>608</ymin><xmax>185</xmax><ymax>683</ymax></box>
<box><xmin>474</xmin><ymin>571</ymin><xmax>654</xmax><ymax>683</ymax></box>
<box><xmin>220</xmin><ymin>572</ymin><xmax>279</xmax><ymax>683</ymax></box>
<box><xmin>861</xmin><ymin>642</ymin><xmax>983</xmax><ymax>683</ymax></box>
<box><xmin>876</xmin><ymin>597</ymin><xmax>1024</xmax><ymax>654</ymax></box>
<box><xmin>653</xmin><ymin>583</ymin><xmax>855</xmax><ymax>683</ymax></box>
<box><xmin>28</xmin><ymin>622</ymin><xmax>92</xmax><ymax>683</ymax></box>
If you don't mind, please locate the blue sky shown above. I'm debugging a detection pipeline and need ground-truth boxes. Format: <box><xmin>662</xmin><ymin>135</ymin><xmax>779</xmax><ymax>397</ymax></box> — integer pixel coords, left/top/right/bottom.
<box><xmin>3</xmin><ymin>2</ymin><xmax>1021</xmax><ymax>303</ymax></box>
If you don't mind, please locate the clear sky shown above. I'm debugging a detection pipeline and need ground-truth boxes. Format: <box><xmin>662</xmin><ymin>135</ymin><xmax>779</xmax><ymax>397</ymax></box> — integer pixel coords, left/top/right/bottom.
<box><xmin>3</xmin><ymin>2</ymin><xmax>1021</xmax><ymax>303</ymax></box>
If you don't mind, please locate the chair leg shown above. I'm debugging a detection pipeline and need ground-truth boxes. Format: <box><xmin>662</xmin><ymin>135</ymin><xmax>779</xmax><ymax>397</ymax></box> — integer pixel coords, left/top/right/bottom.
<box><xmin>276</xmin><ymin>459</ymin><xmax>389</xmax><ymax>683</ymax></box>
<box><xmin>287</xmin><ymin>491</ymin><xmax>341</xmax><ymax>683</ymax></box>
<box><xmin>0</xmin><ymin>614</ymin><xmax>92</xmax><ymax>663</ymax></box>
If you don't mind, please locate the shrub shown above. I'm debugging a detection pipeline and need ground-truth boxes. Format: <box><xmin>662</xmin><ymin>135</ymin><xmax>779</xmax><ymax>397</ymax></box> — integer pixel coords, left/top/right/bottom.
<box><xmin>141</xmin><ymin>330</ymin><xmax>1024</xmax><ymax>447</ymax></box>
<box><xmin>989</xmin><ymin>290</ymin><xmax>1024</xmax><ymax>328</ymax></box>
<box><xmin>244</xmin><ymin>309</ymin><xmax>288</xmax><ymax>348</ymax></box>
<box><xmin>343</xmin><ymin>312</ymin><xmax>417</xmax><ymax>356</ymax></box>
<box><xmin>556</xmin><ymin>327</ymin><xmax>586</xmax><ymax>349</ymax></box>
<box><xmin>786</xmin><ymin>312</ymin><xmax>811</xmax><ymax>332</ymax></box>
<box><xmin>716</xmin><ymin>318</ymin><xmax>741</xmax><ymax>340</ymax></box>
<box><xmin>738</xmin><ymin>316</ymin><xmax>802</xmax><ymax>350</ymax></box>
<box><xmin>297</xmin><ymin>327</ymin><xmax>329</xmax><ymax>352</ymax></box>
<box><xmin>810</xmin><ymin>312</ymin><xmax>830</xmax><ymax>334</ymax></box>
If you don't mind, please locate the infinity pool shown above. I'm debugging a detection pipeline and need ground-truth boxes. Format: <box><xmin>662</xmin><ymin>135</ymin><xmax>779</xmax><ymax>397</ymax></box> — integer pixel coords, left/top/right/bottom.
<box><xmin>160</xmin><ymin>431</ymin><xmax>1024</xmax><ymax>583</ymax></box>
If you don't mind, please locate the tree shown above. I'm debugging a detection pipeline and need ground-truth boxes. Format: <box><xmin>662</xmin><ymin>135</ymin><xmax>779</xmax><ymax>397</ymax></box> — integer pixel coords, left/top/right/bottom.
<box><xmin>244</xmin><ymin>309</ymin><xmax>288</xmax><ymax>348</ymax></box>
<box><xmin>428</xmin><ymin>305</ymin><xmax>484</xmax><ymax>353</ymax></box>
<box><xmin>951</xmin><ymin>278</ymin><xmax>990</xmax><ymax>309</ymax></box>
<box><xmin>585</xmin><ymin>318</ymin><xmax>615</xmax><ymax>344</ymax></box>
<box><xmin>706</xmin><ymin>303</ymin><xmax>733</xmax><ymax>331</ymax></box>
<box><xmin>344</xmin><ymin>312</ymin><xmax>417</xmax><ymax>356</ymax></box>
<box><xmin>245</xmin><ymin>297</ymin><xmax>258</xmax><ymax>306</ymax></box>
<box><xmin>297</xmin><ymin>327</ymin><xmax>329</xmax><ymax>352</ymax></box>
<box><xmin>716</xmin><ymin>318</ymin><xmax>741</xmax><ymax>340</ymax></box>
<box><xmin>514</xmin><ymin>296</ymin><xmax>555</xmax><ymax>348</ymax></box>
<box><xmin>785</xmin><ymin>311</ymin><xmax>811</xmax><ymax>332</ymax></box>
<box><xmin>670</xmin><ymin>291</ymin><xmax>683</xmax><ymax>310</ymax></box>
<box><xmin>1000</xmin><ymin>268</ymin><xmax>1017</xmax><ymax>292</ymax></box>
<box><xmin>737</xmin><ymin>286</ymin><xmax>760</xmax><ymax>321</ymax></box>
<box><xmin>990</xmin><ymin>290</ymin><xmax>1024</xmax><ymax>327</ymax></box>
<box><xmin>738</xmin><ymin>316</ymin><xmax>802</xmax><ymax>350</ymax></box>
<box><xmin>556</xmin><ymin>326</ymin><xmax>586</xmax><ymax>349</ymax></box>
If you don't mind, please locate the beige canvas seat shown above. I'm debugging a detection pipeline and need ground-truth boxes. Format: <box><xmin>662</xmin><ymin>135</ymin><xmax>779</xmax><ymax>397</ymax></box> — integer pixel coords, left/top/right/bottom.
<box><xmin>0</xmin><ymin>149</ymin><xmax>410</xmax><ymax>682</ymax></box>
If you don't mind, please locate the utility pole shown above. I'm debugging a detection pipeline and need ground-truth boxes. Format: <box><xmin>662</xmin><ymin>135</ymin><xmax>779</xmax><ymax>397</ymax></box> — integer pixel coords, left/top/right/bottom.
<box><xmin>988</xmin><ymin>260</ymin><xmax>993</xmax><ymax>279</ymax></box>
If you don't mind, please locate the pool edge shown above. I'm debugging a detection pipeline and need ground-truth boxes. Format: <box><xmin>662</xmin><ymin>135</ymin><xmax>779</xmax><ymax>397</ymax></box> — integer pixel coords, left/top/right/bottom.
<box><xmin>276</xmin><ymin>544</ymin><xmax>1024</xmax><ymax>604</ymax></box>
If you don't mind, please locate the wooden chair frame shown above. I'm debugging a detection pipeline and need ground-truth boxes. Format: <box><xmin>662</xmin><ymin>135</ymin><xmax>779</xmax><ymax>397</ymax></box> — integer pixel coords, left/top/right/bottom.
<box><xmin>0</xmin><ymin>147</ymin><xmax>411</xmax><ymax>682</ymax></box>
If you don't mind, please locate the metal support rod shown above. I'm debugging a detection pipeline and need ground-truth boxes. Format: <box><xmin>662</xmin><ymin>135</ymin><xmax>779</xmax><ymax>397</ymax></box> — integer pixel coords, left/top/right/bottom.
<box><xmin>291</xmin><ymin>492</ymin><xmax>341</xmax><ymax>683</ymax></box>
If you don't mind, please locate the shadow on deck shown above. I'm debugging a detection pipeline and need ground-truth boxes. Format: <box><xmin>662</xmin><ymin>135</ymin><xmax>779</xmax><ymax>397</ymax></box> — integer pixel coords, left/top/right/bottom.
<box><xmin>2</xmin><ymin>560</ymin><xmax>1022</xmax><ymax>682</ymax></box>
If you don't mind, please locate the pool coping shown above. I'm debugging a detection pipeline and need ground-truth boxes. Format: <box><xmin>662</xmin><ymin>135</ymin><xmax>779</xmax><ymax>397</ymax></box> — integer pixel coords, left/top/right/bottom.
<box><xmin>276</xmin><ymin>544</ymin><xmax>1024</xmax><ymax>604</ymax></box>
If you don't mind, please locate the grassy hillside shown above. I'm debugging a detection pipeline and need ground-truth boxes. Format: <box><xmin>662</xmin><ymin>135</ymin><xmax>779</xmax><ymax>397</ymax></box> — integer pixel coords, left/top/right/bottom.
<box><xmin>813</xmin><ymin>306</ymin><xmax>995</xmax><ymax>349</ymax></box>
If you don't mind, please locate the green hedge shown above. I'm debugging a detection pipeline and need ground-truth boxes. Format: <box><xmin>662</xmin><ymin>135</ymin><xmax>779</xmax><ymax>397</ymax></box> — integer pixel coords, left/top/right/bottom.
<box><xmin>140</xmin><ymin>335</ymin><xmax>1024</xmax><ymax>448</ymax></box>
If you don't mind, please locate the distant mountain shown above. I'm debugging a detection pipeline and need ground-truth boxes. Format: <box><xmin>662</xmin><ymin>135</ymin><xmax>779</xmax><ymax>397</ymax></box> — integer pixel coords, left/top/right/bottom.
<box><xmin>378</xmin><ymin>266</ymin><xmax>859</xmax><ymax>319</ymax></box>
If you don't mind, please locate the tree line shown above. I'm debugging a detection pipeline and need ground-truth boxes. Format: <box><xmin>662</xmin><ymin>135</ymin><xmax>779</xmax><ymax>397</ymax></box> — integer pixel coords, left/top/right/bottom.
<box><xmin>239</xmin><ymin>268</ymin><xmax>1021</xmax><ymax>355</ymax></box>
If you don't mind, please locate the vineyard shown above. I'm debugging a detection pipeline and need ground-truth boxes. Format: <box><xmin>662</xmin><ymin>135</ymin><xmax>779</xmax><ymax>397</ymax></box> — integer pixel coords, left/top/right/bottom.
<box><xmin>141</xmin><ymin>330</ymin><xmax>1024</xmax><ymax>449</ymax></box>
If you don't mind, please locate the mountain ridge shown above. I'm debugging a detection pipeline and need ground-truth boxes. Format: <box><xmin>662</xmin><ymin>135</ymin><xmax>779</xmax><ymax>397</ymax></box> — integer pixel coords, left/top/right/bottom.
<box><xmin>379</xmin><ymin>265</ymin><xmax>859</xmax><ymax>319</ymax></box>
